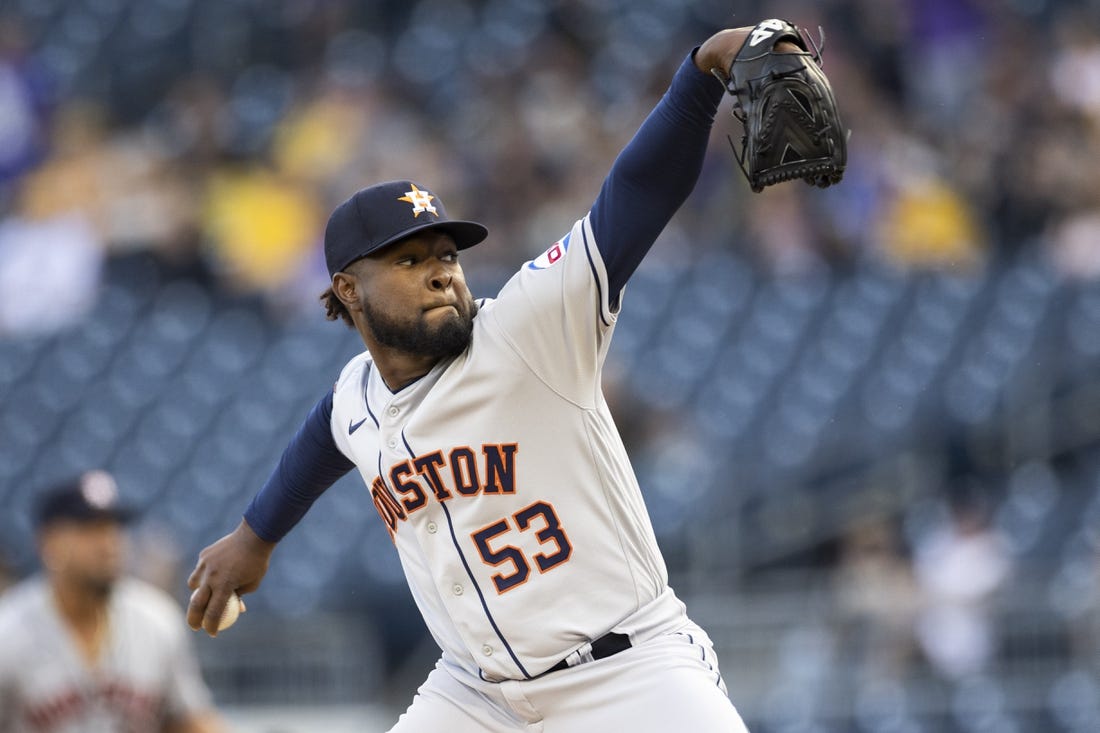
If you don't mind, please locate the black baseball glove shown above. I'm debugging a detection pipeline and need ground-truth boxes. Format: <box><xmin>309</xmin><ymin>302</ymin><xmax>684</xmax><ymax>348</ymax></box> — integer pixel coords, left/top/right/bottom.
<box><xmin>712</xmin><ymin>19</ymin><xmax>846</xmax><ymax>192</ymax></box>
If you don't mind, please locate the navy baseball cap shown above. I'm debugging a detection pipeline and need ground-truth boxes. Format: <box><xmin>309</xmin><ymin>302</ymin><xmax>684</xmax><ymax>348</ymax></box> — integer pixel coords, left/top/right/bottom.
<box><xmin>324</xmin><ymin>180</ymin><xmax>489</xmax><ymax>278</ymax></box>
<box><xmin>34</xmin><ymin>470</ymin><xmax>136</xmax><ymax>529</ymax></box>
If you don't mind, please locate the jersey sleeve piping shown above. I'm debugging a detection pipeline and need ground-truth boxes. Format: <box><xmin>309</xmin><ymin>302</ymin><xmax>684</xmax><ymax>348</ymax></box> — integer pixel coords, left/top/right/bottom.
<box><xmin>581</xmin><ymin>216</ymin><xmax>616</xmax><ymax>328</ymax></box>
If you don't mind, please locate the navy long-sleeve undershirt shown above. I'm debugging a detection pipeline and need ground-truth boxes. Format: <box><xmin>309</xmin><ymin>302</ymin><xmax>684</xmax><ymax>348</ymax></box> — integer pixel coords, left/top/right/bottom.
<box><xmin>243</xmin><ymin>52</ymin><xmax>724</xmax><ymax>543</ymax></box>
<box><xmin>243</xmin><ymin>390</ymin><xmax>354</xmax><ymax>541</ymax></box>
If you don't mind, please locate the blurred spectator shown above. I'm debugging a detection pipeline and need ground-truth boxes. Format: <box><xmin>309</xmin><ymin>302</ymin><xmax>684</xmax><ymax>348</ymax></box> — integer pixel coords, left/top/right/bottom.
<box><xmin>831</xmin><ymin>516</ymin><xmax>920</xmax><ymax>681</ymax></box>
<box><xmin>1045</xmin><ymin>209</ymin><xmax>1100</xmax><ymax>279</ymax></box>
<box><xmin>98</xmin><ymin>132</ymin><xmax>198</xmax><ymax>261</ymax></box>
<box><xmin>0</xmin><ymin>14</ymin><xmax>50</xmax><ymax>190</ymax></box>
<box><xmin>201</xmin><ymin>163</ymin><xmax>323</xmax><ymax>294</ymax></box>
<box><xmin>1049</xmin><ymin>17</ymin><xmax>1100</xmax><ymax>121</ymax></box>
<box><xmin>744</xmin><ymin>182</ymin><xmax>827</xmax><ymax>275</ymax></box>
<box><xmin>900</xmin><ymin>0</ymin><xmax>989</xmax><ymax>132</ymax></box>
<box><xmin>16</xmin><ymin>102</ymin><xmax>110</xmax><ymax>229</ymax></box>
<box><xmin>271</xmin><ymin>87</ymin><xmax>372</xmax><ymax>191</ymax></box>
<box><xmin>0</xmin><ymin>101</ymin><xmax>116</xmax><ymax>336</ymax></box>
<box><xmin>0</xmin><ymin>212</ymin><xmax>102</xmax><ymax>336</ymax></box>
<box><xmin>874</xmin><ymin>137</ymin><xmax>986</xmax><ymax>271</ymax></box>
<box><xmin>913</xmin><ymin>494</ymin><xmax>1011</xmax><ymax>680</ymax></box>
<box><xmin>1041</xmin><ymin>17</ymin><xmax>1100</xmax><ymax>279</ymax></box>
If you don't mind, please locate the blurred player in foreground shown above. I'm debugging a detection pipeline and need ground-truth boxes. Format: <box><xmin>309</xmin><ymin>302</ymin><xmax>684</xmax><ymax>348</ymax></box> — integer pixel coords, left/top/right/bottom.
<box><xmin>188</xmin><ymin>19</ymin><xmax>843</xmax><ymax>732</ymax></box>
<box><xmin>0</xmin><ymin>470</ymin><xmax>226</xmax><ymax>733</ymax></box>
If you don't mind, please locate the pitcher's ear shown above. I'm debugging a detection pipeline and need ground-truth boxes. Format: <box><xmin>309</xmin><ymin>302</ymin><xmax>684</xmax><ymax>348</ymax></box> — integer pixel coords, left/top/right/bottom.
<box><xmin>331</xmin><ymin>272</ymin><xmax>361</xmax><ymax>311</ymax></box>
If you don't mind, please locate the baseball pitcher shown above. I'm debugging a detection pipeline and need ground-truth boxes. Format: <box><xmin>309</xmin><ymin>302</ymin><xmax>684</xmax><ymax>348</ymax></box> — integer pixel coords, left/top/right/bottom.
<box><xmin>186</xmin><ymin>20</ymin><xmax>844</xmax><ymax>732</ymax></box>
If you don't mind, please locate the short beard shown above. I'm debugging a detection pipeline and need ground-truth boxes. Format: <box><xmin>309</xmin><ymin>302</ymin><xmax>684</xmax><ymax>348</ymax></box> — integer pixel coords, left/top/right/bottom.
<box><xmin>82</xmin><ymin>574</ymin><xmax>116</xmax><ymax>600</ymax></box>
<box><xmin>362</xmin><ymin>296</ymin><xmax>477</xmax><ymax>360</ymax></box>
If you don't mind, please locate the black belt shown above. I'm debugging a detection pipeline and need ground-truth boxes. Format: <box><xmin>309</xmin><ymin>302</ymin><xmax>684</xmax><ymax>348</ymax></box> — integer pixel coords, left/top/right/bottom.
<box><xmin>546</xmin><ymin>632</ymin><xmax>632</xmax><ymax>674</ymax></box>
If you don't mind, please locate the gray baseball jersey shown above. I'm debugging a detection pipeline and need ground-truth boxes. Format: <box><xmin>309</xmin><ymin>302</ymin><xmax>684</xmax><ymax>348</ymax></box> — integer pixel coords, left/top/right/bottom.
<box><xmin>330</xmin><ymin>215</ymin><xmax>684</xmax><ymax>680</ymax></box>
<box><xmin>0</xmin><ymin>576</ymin><xmax>215</xmax><ymax>732</ymax></box>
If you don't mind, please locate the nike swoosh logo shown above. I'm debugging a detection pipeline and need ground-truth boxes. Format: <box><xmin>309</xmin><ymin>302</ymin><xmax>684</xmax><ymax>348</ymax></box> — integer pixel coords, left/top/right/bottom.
<box><xmin>349</xmin><ymin>417</ymin><xmax>369</xmax><ymax>435</ymax></box>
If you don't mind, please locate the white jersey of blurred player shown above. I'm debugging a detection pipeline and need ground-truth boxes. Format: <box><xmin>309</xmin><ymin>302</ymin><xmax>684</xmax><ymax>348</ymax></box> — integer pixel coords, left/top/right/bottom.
<box><xmin>0</xmin><ymin>576</ymin><xmax>215</xmax><ymax>733</ymax></box>
<box><xmin>331</xmin><ymin>214</ymin><xmax>743</xmax><ymax>730</ymax></box>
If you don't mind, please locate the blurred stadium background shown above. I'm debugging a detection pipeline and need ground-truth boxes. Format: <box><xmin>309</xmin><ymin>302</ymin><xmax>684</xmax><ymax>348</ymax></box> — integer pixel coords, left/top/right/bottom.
<box><xmin>2</xmin><ymin>0</ymin><xmax>1100</xmax><ymax>730</ymax></box>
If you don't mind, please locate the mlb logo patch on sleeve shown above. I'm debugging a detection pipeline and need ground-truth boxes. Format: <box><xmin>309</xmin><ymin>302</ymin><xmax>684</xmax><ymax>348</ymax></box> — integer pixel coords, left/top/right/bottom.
<box><xmin>527</xmin><ymin>233</ymin><xmax>571</xmax><ymax>270</ymax></box>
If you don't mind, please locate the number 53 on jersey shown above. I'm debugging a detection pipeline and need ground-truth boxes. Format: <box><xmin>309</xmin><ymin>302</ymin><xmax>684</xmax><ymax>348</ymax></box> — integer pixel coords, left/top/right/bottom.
<box><xmin>472</xmin><ymin>501</ymin><xmax>573</xmax><ymax>594</ymax></box>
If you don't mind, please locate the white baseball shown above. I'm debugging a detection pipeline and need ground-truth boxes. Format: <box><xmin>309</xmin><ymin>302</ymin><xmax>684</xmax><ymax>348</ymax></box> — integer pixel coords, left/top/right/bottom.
<box><xmin>217</xmin><ymin>593</ymin><xmax>243</xmax><ymax>631</ymax></box>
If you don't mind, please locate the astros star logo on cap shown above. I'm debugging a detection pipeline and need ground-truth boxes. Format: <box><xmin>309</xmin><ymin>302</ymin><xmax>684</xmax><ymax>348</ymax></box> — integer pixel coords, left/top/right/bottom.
<box><xmin>397</xmin><ymin>183</ymin><xmax>438</xmax><ymax>218</ymax></box>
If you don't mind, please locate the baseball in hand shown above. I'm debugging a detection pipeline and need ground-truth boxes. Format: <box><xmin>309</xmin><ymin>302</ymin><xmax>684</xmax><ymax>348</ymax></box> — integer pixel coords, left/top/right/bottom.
<box><xmin>217</xmin><ymin>593</ymin><xmax>244</xmax><ymax>631</ymax></box>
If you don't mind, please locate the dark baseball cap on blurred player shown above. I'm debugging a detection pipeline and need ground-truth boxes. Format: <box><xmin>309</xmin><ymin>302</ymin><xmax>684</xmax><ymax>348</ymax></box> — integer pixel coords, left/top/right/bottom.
<box><xmin>35</xmin><ymin>470</ymin><xmax>136</xmax><ymax>529</ymax></box>
<box><xmin>324</xmin><ymin>180</ymin><xmax>489</xmax><ymax>278</ymax></box>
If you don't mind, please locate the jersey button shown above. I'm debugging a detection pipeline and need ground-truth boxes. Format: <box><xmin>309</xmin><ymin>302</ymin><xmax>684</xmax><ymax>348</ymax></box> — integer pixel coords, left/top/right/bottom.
<box><xmin>452</xmin><ymin>584</ymin><xmax>464</xmax><ymax>596</ymax></box>
<box><xmin>388</xmin><ymin>406</ymin><xmax>399</xmax><ymax>417</ymax></box>
<box><xmin>387</xmin><ymin>437</ymin><xmax>397</xmax><ymax>449</ymax></box>
<box><xmin>481</xmin><ymin>645</ymin><xmax>493</xmax><ymax>656</ymax></box>
<box><xmin>427</xmin><ymin>522</ymin><xmax>438</xmax><ymax>534</ymax></box>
